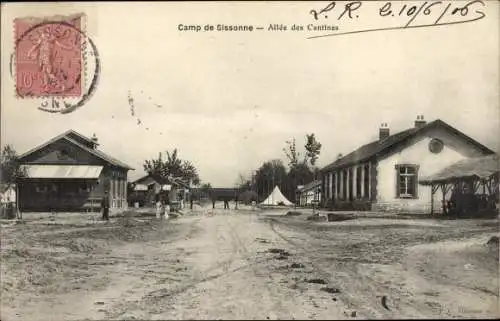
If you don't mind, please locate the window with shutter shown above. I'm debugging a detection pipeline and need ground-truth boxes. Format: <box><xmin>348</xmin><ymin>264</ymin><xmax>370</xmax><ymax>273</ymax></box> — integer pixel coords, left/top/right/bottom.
<box><xmin>395</xmin><ymin>164</ymin><xmax>419</xmax><ymax>199</ymax></box>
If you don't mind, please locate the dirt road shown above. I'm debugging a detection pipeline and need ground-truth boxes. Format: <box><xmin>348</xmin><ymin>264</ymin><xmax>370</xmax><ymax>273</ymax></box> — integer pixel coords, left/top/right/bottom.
<box><xmin>1</xmin><ymin>207</ymin><xmax>498</xmax><ymax>320</ymax></box>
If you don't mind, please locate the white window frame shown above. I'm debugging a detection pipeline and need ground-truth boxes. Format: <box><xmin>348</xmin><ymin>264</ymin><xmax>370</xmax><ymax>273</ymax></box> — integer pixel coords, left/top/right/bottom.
<box><xmin>396</xmin><ymin>164</ymin><xmax>419</xmax><ymax>199</ymax></box>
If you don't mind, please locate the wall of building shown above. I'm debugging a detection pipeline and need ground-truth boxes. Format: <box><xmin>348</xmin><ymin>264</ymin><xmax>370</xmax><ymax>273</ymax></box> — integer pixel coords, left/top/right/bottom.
<box><xmin>98</xmin><ymin>166</ymin><xmax>128</xmax><ymax>210</ymax></box>
<box><xmin>20</xmin><ymin>139</ymin><xmax>130</xmax><ymax>212</ymax></box>
<box><xmin>374</xmin><ymin>130</ymin><xmax>485</xmax><ymax>213</ymax></box>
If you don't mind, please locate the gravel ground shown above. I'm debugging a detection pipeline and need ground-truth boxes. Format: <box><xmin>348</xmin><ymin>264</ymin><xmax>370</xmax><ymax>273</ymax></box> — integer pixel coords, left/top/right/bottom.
<box><xmin>1</xmin><ymin>206</ymin><xmax>498</xmax><ymax>320</ymax></box>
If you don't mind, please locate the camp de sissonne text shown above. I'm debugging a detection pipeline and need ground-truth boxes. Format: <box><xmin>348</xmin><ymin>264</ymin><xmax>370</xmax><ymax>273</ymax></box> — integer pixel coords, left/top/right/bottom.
<box><xmin>178</xmin><ymin>24</ymin><xmax>339</xmax><ymax>32</ymax></box>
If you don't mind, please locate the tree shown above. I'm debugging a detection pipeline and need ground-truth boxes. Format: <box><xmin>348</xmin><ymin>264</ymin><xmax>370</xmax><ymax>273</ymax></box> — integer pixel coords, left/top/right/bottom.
<box><xmin>283</xmin><ymin>138</ymin><xmax>302</xmax><ymax>170</ymax></box>
<box><xmin>1</xmin><ymin>145</ymin><xmax>27</xmax><ymax>187</ymax></box>
<box><xmin>305</xmin><ymin>133</ymin><xmax>322</xmax><ymax>166</ymax></box>
<box><xmin>181</xmin><ymin>160</ymin><xmax>201</xmax><ymax>186</ymax></box>
<box><xmin>254</xmin><ymin>159</ymin><xmax>287</xmax><ymax>200</ymax></box>
<box><xmin>0</xmin><ymin>145</ymin><xmax>27</xmax><ymax>219</ymax></box>
<box><xmin>199</xmin><ymin>182</ymin><xmax>212</xmax><ymax>200</ymax></box>
<box><xmin>143</xmin><ymin>148</ymin><xmax>200</xmax><ymax>185</ymax></box>
<box><xmin>236</xmin><ymin>173</ymin><xmax>252</xmax><ymax>191</ymax></box>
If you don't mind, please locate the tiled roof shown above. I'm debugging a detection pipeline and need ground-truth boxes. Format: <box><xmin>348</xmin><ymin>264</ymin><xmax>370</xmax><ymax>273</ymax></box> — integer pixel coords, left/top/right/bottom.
<box><xmin>298</xmin><ymin>180</ymin><xmax>321</xmax><ymax>191</ymax></box>
<box><xmin>18</xmin><ymin>130</ymin><xmax>134</xmax><ymax>170</ymax></box>
<box><xmin>420</xmin><ymin>154</ymin><xmax>499</xmax><ymax>184</ymax></box>
<box><xmin>321</xmin><ymin>119</ymin><xmax>494</xmax><ymax>172</ymax></box>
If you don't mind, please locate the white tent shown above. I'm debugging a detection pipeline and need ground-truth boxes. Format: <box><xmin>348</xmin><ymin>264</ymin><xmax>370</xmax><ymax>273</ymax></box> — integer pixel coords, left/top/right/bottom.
<box><xmin>260</xmin><ymin>185</ymin><xmax>293</xmax><ymax>206</ymax></box>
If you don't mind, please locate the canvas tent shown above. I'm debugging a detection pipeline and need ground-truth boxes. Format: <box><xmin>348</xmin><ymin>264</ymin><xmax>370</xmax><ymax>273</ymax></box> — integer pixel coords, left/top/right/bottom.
<box><xmin>260</xmin><ymin>185</ymin><xmax>293</xmax><ymax>206</ymax></box>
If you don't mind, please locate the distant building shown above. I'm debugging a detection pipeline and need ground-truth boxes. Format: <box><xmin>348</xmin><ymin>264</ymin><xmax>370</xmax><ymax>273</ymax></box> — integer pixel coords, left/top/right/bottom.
<box><xmin>297</xmin><ymin>180</ymin><xmax>322</xmax><ymax>206</ymax></box>
<box><xmin>320</xmin><ymin>117</ymin><xmax>495</xmax><ymax>213</ymax></box>
<box><xmin>0</xmin><ymin>185</ymin><xmax>16</xmax><ymax>204</ymax></box>
<box><xmin>17</xmin><ymin>130</ymin><xmax>134</xmax><ymax>212</ymax></box>
<box><xmin>130</xmin><ymin>174</ymin><xmax>191</xmax><ymax>209</ymax></box>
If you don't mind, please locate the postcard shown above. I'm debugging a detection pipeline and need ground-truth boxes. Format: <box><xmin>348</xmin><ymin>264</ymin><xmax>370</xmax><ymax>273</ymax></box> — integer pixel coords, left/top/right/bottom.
<box><xmin>1</xmin><ymin>1</ymin><xmax>498</xmax><ymax>320</ymax></box>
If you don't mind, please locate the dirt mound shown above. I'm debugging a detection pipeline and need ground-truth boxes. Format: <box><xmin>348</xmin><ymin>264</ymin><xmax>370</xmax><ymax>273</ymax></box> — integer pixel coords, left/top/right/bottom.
<box><xmin>306</xmin><ymin>278</ymin><xmax>327</xmax><ymax>284</ymax></box>
<box><xmin>290</xmin><ymin>262</ymin><xmax>305</xmax><ymax>269</ymax></box>
<box><xmin>268</xmin><ymin>248</ymin><xmax>291</xmax><ymax>260</ymax></box>
<box><xmin>321</xmin><ymin>286</ymin><xmax>341</xmax><ymax>294</ymax></box>
<box><xmin>486</xmin><ymin>236</ymin><xmax>499</xmax><ymax>247</ymax></box>
<box><xmin>307</xmin><ymin>214</ymin><xmax>327</xmax><ymax>221</ymax></box>
<box><xmin>325</xmin><ymin>213</ymin><xmax>354</xmax><ymax>222</ymax></box>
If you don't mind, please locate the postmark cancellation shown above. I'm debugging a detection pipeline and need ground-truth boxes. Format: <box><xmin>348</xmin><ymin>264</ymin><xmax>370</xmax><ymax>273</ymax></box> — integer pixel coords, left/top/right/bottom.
<box><xmin>14</xmin><ymin>13</ymin><xmax>86</xmax><ymax>99</ymax></box>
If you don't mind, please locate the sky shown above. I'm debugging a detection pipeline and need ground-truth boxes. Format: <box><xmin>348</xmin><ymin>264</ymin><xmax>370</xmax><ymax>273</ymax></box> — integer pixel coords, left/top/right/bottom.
<box><xmin>1</xmin><ymin>1</ymin><xmax>499</xmax><ymax>187</ymax></box>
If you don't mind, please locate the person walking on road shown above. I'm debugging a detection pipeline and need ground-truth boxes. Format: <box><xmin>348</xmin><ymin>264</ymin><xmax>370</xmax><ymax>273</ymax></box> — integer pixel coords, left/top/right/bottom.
<box><xmin>101</xmin><ymin>191</ymin><xmax>110</xmax><ymax>221</ymax></box>
<box><xmin>164</xmin><ymin>196</ymin><xmax>170</xmax><ymax>220</ymax></box>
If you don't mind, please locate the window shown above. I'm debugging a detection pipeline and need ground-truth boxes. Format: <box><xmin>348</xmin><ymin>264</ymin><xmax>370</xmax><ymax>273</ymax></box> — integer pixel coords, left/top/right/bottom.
<box><xmin>429</xmin><ymin>138</ymin><xmax>444</xmax><ymax>154</ymax></box>
<box><xmin>35</xmin><ymin>184</ymin><xmax>48</xmax><ymax>193</ymax></box>
<box><xmin>79</xmin><ymin>183</ymin><xmax>90</xmax><ymax>193</ymax></box>
<box><xmin>396</xmin><ymin>165</ymin><xmax>419</xmax><ymax>198</ymax></box>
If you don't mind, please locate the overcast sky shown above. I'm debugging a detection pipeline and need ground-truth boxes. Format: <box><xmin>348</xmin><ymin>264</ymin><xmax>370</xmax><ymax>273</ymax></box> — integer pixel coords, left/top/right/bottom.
<box><xmin>1</xmin><ymin>2</ymin><xmax>499</xmax><ymax>187</ymax></box>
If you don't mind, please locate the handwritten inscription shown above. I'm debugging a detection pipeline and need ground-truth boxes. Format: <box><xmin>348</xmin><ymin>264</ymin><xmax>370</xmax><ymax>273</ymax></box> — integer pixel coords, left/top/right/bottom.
<box><xmin>309</xmin><ymin>0</ymin><xmax>486</xmax><ymax>39</ymax></box>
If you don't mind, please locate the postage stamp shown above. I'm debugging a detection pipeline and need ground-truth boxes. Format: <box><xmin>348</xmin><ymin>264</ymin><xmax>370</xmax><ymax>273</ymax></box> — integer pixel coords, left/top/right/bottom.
<box><xmin>14</xmin><ymin>14</ymin><xmax>84</xmax><ymax>98</ymax></box>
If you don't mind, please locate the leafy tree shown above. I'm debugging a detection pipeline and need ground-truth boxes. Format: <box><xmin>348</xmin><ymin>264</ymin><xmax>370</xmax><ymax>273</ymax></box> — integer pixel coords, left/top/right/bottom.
<box><xmin>181</xmin><ymin>160</ymin><xmax>200</xmax><ymax>186</ymax></box>
<box><xmin>305</xmin><ymin>133</ymin><xmax>322</xmax><ymax>166</ymax></box>
<box><xmin>254</xmin><ymin>159</ymin><xmax>287</xmax><ymax>199</ymax></box>
<box><xmin>143</xmin><ymin>148</ymin><xmax>200</xmax><ymax>185</ymax></box>
<box><xmin>1</xmin><ymin>145</ymin><xmax>27</xmax><ymax>219</ymax></box>
<box><xmin>0</xmin><ymin>145</ymin><xmax>27</xmax><ymax>188</ymax></box>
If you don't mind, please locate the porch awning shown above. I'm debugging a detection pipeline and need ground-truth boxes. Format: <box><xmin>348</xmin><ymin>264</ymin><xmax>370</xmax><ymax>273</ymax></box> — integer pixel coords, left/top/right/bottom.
<box><xmin>22</xmin><ymin>165</ymin><xmax>104</xmax><ymax>179</ymax></box>
<box><xmin>419</xmin><ymin>154</ymin><xmax>499</xmax><ymax>185</ymax></box>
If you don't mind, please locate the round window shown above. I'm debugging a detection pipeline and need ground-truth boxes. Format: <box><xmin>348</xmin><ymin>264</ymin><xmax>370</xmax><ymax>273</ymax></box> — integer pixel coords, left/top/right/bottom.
<box><xmin>429</xmin><ymin>138</ymin><xmax>444</xmax><ymax>154</ymax></box>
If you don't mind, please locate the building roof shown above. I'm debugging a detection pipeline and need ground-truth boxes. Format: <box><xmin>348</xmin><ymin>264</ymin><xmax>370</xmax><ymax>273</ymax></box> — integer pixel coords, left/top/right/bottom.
<box><xmin>419</xmin><ymin>154</ymin><xmax>499</xmax><ymax>185</ymax></box>
<box><xmin>132</xmin><ymin>174</ymin><xmax>190</xmax><ymax>189</ymax></box>
<box><xmin>321</xmin><ymin>119</ymin><xmax>495</xmax><ymax>172</ymax></box>
<box><xmin>18</xmin><ymin>130</ymin><xmax>134</xmax><ymax>170</ymax></box>
<box><xmin>21</xmin><ymin>165</ymin><xmax>104</xmax><ymax>179</ymax></box>
<box><xmin>298</xmin><ymin>180</ymin><xmax>321</xmax><ymax>192</ymax></box>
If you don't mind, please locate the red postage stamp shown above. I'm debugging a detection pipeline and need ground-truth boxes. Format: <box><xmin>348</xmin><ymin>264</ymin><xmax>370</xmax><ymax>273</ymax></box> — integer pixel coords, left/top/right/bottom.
<box><xmin>14</xmin><ymin>14</ymin><xmax>84</xmax><ymax>98</ymax></box>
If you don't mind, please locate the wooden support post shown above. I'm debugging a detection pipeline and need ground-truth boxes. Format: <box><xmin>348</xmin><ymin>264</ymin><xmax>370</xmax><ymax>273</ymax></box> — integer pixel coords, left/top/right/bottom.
<box><xmin>431</xmin><ymin>183</ymin><xmax>434</xmax><ymax>215</ymax></box>
<box><xmin>440</xmin><ymin>183</ymin><xmax>446</xmax><ymax>215</ymax></box>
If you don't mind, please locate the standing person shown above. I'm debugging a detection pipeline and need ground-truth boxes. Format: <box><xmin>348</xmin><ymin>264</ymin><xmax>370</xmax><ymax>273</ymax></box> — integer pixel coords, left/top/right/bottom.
<box><xmin>164</xmin><ymin>195</ymin><xmax>170</xmax><ymax>219</ymax></box>
<box><xmin>155</xmin><ymin>193</ymin><xmax>162</xmax><ymax>219</ymax></box>
<box><xmin>224</xmin><ymin>198</ymin><xmax>229</xmax><ymax>210</ymax></box>
<box><xmin>101</xmin><ymin>191</ymin><xmax>110</xmax><ymax>221</ymax></box>
<box><xmin>212</xmin><ymin>198</ymin><xmax>216</xmax><ymax>209</ymax></box>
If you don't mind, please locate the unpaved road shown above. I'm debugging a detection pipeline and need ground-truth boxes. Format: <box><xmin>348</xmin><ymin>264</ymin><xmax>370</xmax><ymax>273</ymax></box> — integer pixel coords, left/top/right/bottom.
<box><xmin>1</xmin><ymin>207</ymin><xmax>499</xmax><ymax>320</ymax></box>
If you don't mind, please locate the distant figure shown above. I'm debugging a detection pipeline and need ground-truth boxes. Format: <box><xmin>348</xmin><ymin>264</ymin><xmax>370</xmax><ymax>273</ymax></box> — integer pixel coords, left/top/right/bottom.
<box><xmin>190</xmin><ymin>197</ymin><xmax>194</xmax><ymax>210</ymax></box>
<box><xmin>101</xmin><ymin>191</ymin><xmax>110</xmax><ymax>221</ymax></box>
<box><xmin>164</xmin><ymin>196</ymin><xmax>170</xmax><ymax>219</ymax></box>
<box><xmin>251</xmin><ymin>200</ymin><xmax>256</xmax><ymax>211</ymax></box>
<box><xmin>224</xmin><ymin>198</ymin><xmax>229</xmax><ymax>210</ymax></box>
<box><xmin>212</xmin><ymin>198</ymin><xmax>216</xmax><ymax>209</ymax></box>
<box><xmin>234</xmin><ymin>196</ymin><xmax>238</xmax><ymax>210</ymax></box>
<box><xmin>155</xmin><ymin>193</ymin><xmax>162</xmax><ymax>219</ymax></box>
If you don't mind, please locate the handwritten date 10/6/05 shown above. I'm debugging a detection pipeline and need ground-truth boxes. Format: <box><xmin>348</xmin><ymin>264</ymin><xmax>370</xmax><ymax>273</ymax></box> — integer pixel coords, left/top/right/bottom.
<box><xmin>310</xmin><ymin>1</ymin><xmax>485</xmax><ymax>26</ymax></box>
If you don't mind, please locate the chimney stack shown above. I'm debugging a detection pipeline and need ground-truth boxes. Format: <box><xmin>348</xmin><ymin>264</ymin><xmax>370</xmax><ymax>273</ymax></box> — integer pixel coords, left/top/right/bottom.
<box><xmin>379</xmin><ymin>123</ymin><xmax>390</xmax><ymax>141</ymax></box>
<box><xmin>91</xmin><ymin>133</ymin><xmax>99</xmax><ymax>149</ymax></box>
<box><xmin>414</xmin><ymin>115</ymin><xmax>427</xmax><ymax>128</ymax></box>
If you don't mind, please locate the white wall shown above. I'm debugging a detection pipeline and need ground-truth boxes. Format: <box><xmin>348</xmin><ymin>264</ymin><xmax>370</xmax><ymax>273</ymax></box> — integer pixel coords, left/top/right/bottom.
<box><xmin>374</xmin><ymin>129</ymin><xmax>486</xmax><ymax>214</ymax></box>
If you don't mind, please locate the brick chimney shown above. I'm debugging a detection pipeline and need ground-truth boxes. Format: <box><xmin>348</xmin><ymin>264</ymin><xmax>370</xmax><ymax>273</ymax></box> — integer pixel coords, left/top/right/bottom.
<box><xmin>414</xmin><ymin>115</ymin><xmax>427</xmax><ymax>128</ymax></box>
<box><xmin>379</xmin><ymin>123</ymin><xmax>390</xmax><ymax>141</ymax></box>
<box><xmin>91</xmin><ymin>133</ymin><xmax>99</xmax><ymax>149</ymax></box>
